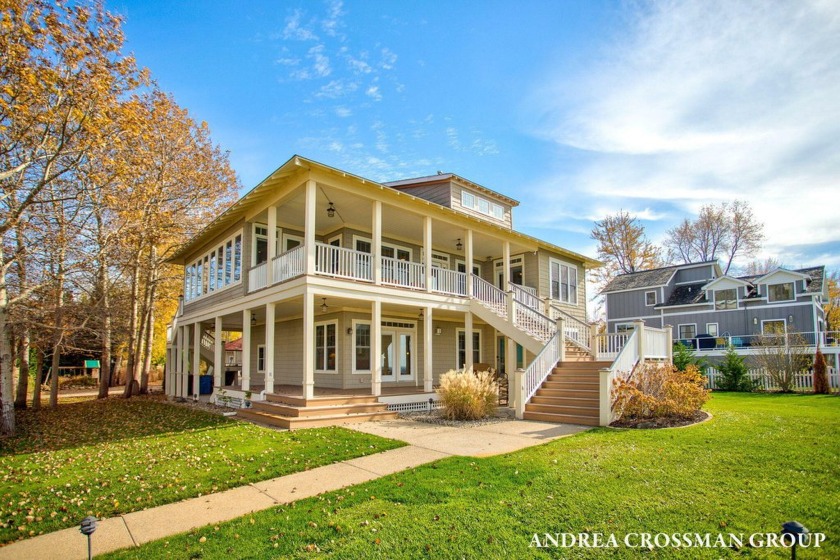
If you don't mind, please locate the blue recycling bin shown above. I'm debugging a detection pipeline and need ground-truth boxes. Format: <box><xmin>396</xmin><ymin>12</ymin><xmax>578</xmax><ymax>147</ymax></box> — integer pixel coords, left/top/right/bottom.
<box><xmin>199</xmin><ymin>375</ymin><xmax>213</xmax><ymax>395</ymax></box>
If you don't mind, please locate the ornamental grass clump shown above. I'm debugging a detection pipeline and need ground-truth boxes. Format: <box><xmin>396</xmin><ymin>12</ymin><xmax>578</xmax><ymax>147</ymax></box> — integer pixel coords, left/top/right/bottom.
<box><xmin>612</xmin><ymin>362</ymin><xmax>709</xmax><ymax>421</ymax></box>
<box><xmin>437</xmin><ymin>369</ymin><xmax>498</xmax><ymax>421</ymax></box>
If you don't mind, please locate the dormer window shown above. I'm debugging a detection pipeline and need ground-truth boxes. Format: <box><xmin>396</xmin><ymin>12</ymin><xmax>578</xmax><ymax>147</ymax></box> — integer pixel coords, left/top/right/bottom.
<box><xmin>462</xmin><ymin>190</ymin><xmax>504</xmax><ymax>220</ymax></box>
<box><xmin>714</xmin><ymin>288</ymin><xmax>737</xmax><ymax>310</ymax></box>
<box><xmin>768</xmin><ymin>282</ymin><xmax>794</xmax><ymax>302</ymax></box>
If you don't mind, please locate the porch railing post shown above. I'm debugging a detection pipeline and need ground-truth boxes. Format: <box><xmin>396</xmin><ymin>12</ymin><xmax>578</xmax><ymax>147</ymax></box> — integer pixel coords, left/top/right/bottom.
<box><xmin>599</xmin><ymin>367</ymin><xmax>612</xmax><ymax>426</ymax></box>
<box><xmin>513</xmin><ymin>368</ymin><xmax>525</xmax><ymax>419</ymax></box>
<box><xmin>665</xmin><ymin>324</ymin><xmax>673</xmax><ymax>363</ymax></box>
<box><xmin>556</xmin><ymin>317</ymin><xmax>566</xmax><ymax>363</ymax></box>
<box><xmin>634</xmin><ymin>320</ymin><xmax>646</xmax><ymax>365</ymax></box>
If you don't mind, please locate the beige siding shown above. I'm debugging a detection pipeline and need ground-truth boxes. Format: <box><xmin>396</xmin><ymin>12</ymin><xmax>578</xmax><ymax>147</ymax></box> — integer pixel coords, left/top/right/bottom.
<box><xmin>388</xmin><ymin>183</ymin><xmax>452</xmax><ymax>207</ymax></box>
<box><xmin>537</xmin><ymin>250</ymin><xmax>587</xmax><ymax>322</ymax></box>
<box><xmin>450</xmin><ymin>182</ymin><xmax>513</xmax><ymax>228</ymax></box>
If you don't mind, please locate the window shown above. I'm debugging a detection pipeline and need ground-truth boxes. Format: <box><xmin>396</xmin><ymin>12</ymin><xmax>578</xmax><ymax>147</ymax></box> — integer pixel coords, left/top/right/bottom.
<box><xmin>256</xmin><ymin>345</ymin><xmax>265</xmax><ymax>373</ymax></box>
<box><xmin>679</xmin><ymin>324</ymin><xmax>697</xmax><ymax>340</ymax></box>
<box><xmin>714</xmin><ymin>288</ymin><xmax>737</xmax><ymax>310</ymax></box>
<box><xmin>768</xmin><ymin>282</ymin><xmax>794</xmax><ymax>302</ymax></box>
<box><xmin>254</xmin><ymin>226</ymin><xmax>268</xmax><ymax>265</ymax></box>
<box><xmin>354</xmin><ymin>323</ymin><xmax>371</xmax><ymax>372</ymax></box>
<box><xmin>457</xmin><ymin>329</ymin><xmax>481</xmax><ymax>369</ymax></box>
<box><xmin>645</xmin><ymin>291</ymin><xmax>657</xmax><ymax>306</ymax></box>
<box><xmin>706</xmin><ymin>323</ymin><xmax>719</xmax><ymax>337</ymax></box>
<box><xmin>315</xmin><ymin>321</ymin><xmax>337</xmax><ymax>372</ymax></box>
<box><xmin>183</xmin><ymin>230</ymin><xmax>243</xmax><ymax>302</ymax></box>
<box><xmin>615</xmin><ymin>323</ymin><xmax>635</xmax><ymax>334</ymax></box>
<box><xmin>549</xmin><ymin>259</ymin><xmax>578</xmax><ymax>304</ymax></box>
<box><xmin>461</xmin><ymin>189</ymin><xmax>505</xmax><ymax>220</ymax></box>
<box><xmin>762</xmin><ymin>320</ymin><xmax>786</xmax><ymax>335</ymax></box>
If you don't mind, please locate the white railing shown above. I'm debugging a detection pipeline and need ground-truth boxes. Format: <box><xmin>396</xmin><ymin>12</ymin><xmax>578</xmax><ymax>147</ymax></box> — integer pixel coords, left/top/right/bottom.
<box><xmin>705</xmin><ymin>366</ymin><xmax>840</xmax><ymax>393</ymax></box>
<box><xmin>510</xmin><ymin>282</ymin><xmax>542</xmax><ymax>311</ymax></box>
<box><xmin>599</xmin><ymin>329</ymin><xmax>641</xmax><ymax>426</ymax></box>
<box><xmin>643</xmin><ymin>326</ymin><xmax>670</xmax><ymax>359</ymax></box>
<box><xmin>593</xmin><ymin>333</ymin><xmax>630</xmax><ymax>360</ymax></box>
<box><xmin>201</xmin><ymin>330</ymin><xmax>214</xmax><ymax>351</ymax></box>
<box><xmin>248</xmin><ymin>262</ymin><xmax>268</xmax><ymax>292</ymax></box>
<box><xmin>473</xmin><ymin>276</ymin><xmax>507</xmax><ymax>317</ymax></box>
<box><xmin>521</xmin><ymin>332</ymin><xmax>562</xmax><ymax>411</ymax></box>
<box><xmin>381</xmin><ymin>256</ymin><xmax>425</xmax><ymax>290</ymax></box>
<box><xmin>315</xmin><ymin>242</ymin><xmax>373</xmax><ymax>281</ymax></box>
<box><xmin>513</xmin><ymin>302</ymin><xmax>555</xmax><ymax>343</ymax></box>
<box><xmin>432</xmin><ymin>268</ymin><xmax>467</xmax><ymax>296</ymax></box>
<box><xmin>551</xmin><ymin>306</ymin><xmax>592</xmax><ymax>352</ymax></box>
<box><xmin>273</xmin><ymin>244</ymin><xmax>305</xmax><ymax>284</ymax></box>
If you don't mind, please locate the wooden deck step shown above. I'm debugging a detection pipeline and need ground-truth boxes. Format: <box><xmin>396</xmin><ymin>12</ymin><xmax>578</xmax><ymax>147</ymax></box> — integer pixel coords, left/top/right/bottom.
<box><xmin>541</xmin><ymin>380</ymin><xmax>599</xmax><ymax>391</ymax></box>
<box><xmin>266</xmin><ymin>393</ymin><xmax>379</xmax><ymax>407</ymax></box>
<box><xmin>523</xmin><ymin>411</ymin><xmax>600</xmax><ymax>426</ymax></box>
<box><xmin>529</xmin><ymin>395</ymin><xmax>599</xmax><ymax>407</ymax></box>
<box><xmin>236</xmin><ymin>408</ymin><xmax>397</xmax><ymax>430</ymax></box>
<box><xmin>525</xmin><ymin>403</ymin><xmax>599</xmax><ymax>417</ymax></box>
<box><xmin>251</xmin><ymin>401</ymin><xmax>388</xmax><ymax>417</ymax></box>
<box><xmin>535</xmin><ymin>387</ymin><xmax>598</xmax><ymax>399</ymax></box>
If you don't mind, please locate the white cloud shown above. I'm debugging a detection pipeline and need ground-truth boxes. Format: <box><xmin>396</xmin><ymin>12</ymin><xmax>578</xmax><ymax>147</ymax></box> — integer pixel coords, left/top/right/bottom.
<box><xmin>530</xmin><ymin>0</ymin><xmax>840</xmax><ymax>266</ymax></box>
<box><xmin>282</xmin><ymin>10</ymin><xmax>317</xmax><ymax>41</ymax></box>
<box><xmin>365</xmin><ymin>85</ymin><xmax>382</xmax><ymax>101</ymax></box>
<box><xmin>316</xmin><ymin>79</ymin><xmax>359</xmax><ymax>98</ymax></box>
<box><xmin>335</xmin><ymin>106</ymin><xmax>352</xmax><ymax>118</ymax></box>
<box><xmin>322</xmin><ymin>0</ymin><xmax>344</xmax><ymax>37</ymax></box>
<box><xmin>379</xmin><ymin>48</ymin><xmax>398</xmax><ymax>70</ymax></box>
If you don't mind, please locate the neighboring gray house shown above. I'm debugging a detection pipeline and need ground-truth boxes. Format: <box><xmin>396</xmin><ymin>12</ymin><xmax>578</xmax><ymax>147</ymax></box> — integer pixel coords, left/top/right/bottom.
<box><xmin>602</xmin><ymin>261</ymin><xmax>830</xmax><ymax>350</ymax></box>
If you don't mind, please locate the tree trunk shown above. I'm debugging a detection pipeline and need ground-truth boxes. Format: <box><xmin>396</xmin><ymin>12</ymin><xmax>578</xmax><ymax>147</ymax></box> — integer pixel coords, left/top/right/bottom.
<box><xmin>0</xmin><ymin>250</ymin><xmax>15</xmax><ymax>435</ymax></box>
<box><xmin>113</xmin><ymin>352</ymin><xmax>123</xmax><ymax>386</ymax></box>
<box><xmin>14</xmin><ymin>330</ymin><xmax>30</xmax><ymax>409</ymax></box>
<box><xmin>49</xmin><ymin>263</ymin><xmax>65</xmax><ymax>408</ymax></box>
<box><xmin>140</xmin><ymin>246</ymin><xmax>157</xmax><ymax>393</ymax></box>
<box><xmin>123</xmin><ymin>255</ymin><xmax>141</xmax><ymax>398</ymax></box>
<box><xmin>31</xmin><ymin>348</ymin><xmax>43</xmax><ymax>410</ymax></box>
<box><xmin>97</xmin><ymin>254</ymin><xmax>112</xmax><ymax>399</ymax></box>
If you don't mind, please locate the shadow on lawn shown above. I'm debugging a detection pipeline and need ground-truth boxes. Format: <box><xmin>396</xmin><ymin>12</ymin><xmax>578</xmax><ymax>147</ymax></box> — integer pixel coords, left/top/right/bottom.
<box><xmin>0</xmin><ymin>395</ymin><xmax>232</xmax><ymax>455</ymax></box>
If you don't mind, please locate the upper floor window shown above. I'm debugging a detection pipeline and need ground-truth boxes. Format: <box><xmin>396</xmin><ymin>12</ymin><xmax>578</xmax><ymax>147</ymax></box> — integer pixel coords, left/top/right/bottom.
<box><xmin>768</xmin><ymin>282</ymin><xmax>794</xmax><ymax>302</ymax></box>
<box><xmin>549</xmin><ymin>259</ymin><xmax>578</xmax><ymax>304</ymax></box>
<box><xmin>645</xmin><ymin>291</ymin><xmax>657</xmax><ymax>306</ymax></box>
<box><xmin>461</xmin><ymin>190</ymin><xmax>504</xmax><ymax>220</ymax></box>
<box><xmin>714</xmin><ymin>288</ymin><xmax>737</xmax><ymax>310</ymax></box>
<box><xmin>184</xmin><ymin>231</ymin><xmax>242</xmax><ymax>302</ymax></box>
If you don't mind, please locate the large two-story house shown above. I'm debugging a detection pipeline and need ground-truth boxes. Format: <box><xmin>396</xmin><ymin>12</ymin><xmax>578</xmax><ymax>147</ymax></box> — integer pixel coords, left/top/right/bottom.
<box><xmin>602</xmin><ymin>261</ymin><xmax>832</xmax><ymax>361</ymax></box>
<box><xmin>164</xmin><ymin>155</ymin><xmax>667</xmax><ymax>428</ymax></box>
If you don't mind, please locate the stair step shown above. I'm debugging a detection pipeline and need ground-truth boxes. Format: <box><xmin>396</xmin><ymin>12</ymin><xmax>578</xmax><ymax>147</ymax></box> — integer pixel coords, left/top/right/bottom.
<box><xmin>266</xmin><ymin>394</ymin><xmax>379</xmax><ymax>407</ymax></box>
<box><xmin>535</xmin><ymin>388</ymin><xmax>598</xmax><ymax>399</ymax></box>
<box><xmin>526</xmin><ymin>403</ymin><xmax>599</xmax><ymax>416</ymax></box>
<box><xmin>542</xmin><ymin>380</ymin><xmax>599</xmax><ymax>390</ymax></box>
<box><xmin>530</xmin><ymin>395</ymin><xmax>599</xmax><ymax>407</ymax></box>
<box><xmin>547</xmin><ymin>373</ymin><xmax>599</xmax><ymax>381</ymax></box>
<box><xmin>251</xmin><ymin>401</ymin><xmax>389</xmax><ymax>417</ymax></box>
<box><xmin>523</xmin><ymin>411</ymin><xmax>600</xmax><ymax>426</ymax></box>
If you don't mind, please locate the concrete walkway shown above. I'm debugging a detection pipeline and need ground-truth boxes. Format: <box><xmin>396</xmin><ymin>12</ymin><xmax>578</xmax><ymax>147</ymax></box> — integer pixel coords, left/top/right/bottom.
<box><xmin>0</xmin><ymin>418</ymin><xmax>588</xmax><ymax>559</ymax></box>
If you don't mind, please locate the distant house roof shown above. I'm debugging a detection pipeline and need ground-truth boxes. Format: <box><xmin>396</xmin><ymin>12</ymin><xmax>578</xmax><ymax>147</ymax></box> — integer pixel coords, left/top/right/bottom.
<box><xmin>224</xmin><ymin>338</ymin><xmax>242</xmax><ymax>351</ymax></box>
<box><xmin>738</xmin><ymin>265</ymin><xmax>826</xmax><ymax>297</ymax></box>
<box><xmin>658</xmin><ymin>282</ymin><xmax>708</xmax><ymax>307</ymax></box>
<box><xmin>601</xmin><ymin>261</ymin><xmax>719</xmax><ymax>293</ymax></box>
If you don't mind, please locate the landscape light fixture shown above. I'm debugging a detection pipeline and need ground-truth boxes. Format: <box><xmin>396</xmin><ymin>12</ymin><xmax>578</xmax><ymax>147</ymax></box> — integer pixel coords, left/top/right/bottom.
<box><xmin>456</xmin><ymin>238</ymin><xmax>463</xmax><ymax>251</ymax></box>
<box><xmin>80</xmin><ymin>516</ymin><xmax>97</xmax><ymax>560</ymax></box>
<box><xmin>781</xmin><ymin>521</ymin><xmax>809</xmax><ymax>560</ymax></box>
<box><xmin>326</xmin><ymin>202</ymin><xmax>336</xmax><ymax>218</ymax></box>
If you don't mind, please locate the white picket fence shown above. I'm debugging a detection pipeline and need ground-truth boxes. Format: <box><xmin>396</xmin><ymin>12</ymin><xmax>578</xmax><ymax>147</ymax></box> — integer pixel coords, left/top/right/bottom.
<box><xmin>705</xmin><ymin>366</ymin><xmax>840</xmax><ymax>393</ymax></box>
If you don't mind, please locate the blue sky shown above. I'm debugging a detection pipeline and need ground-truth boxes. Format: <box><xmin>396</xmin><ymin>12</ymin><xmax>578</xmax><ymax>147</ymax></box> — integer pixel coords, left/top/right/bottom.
<box><xmin>109</xmin><ymin>0</ymin><xmax>840</xmax><ymax>273</ymax></box>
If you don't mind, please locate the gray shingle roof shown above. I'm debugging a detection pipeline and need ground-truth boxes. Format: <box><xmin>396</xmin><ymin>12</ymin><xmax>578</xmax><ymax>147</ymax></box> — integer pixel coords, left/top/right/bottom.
<box><xmin>601</xmin><ymin>265</ymin><xmax>681</xmax><ymax>293</ymax></box>
<box><xmin>737</xmin><ymin>266</ymin><xmax>825</xmax><ymax>295</ymax></box>
<box><xmin>658</xmin><ymin>282</ymin><xmax>708</xmax><ymax>307</ymax></box>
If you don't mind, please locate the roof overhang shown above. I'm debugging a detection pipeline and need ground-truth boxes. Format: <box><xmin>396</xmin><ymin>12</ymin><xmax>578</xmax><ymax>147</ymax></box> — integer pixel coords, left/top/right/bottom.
<box><xmin>754</xmin><ymin>268</ymin><xmax>810</xmax><ymax>284</ymax></box>
<box><xmin>702</xmin><ymin>276</ymin><xmax>752</xmax><ymax>291</ymax></box>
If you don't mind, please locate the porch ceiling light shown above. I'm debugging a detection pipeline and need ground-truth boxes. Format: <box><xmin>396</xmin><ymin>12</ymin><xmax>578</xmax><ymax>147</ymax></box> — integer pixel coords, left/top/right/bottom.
<box><xmin>326</xmin><ymin>202</ymin><xmax>336</xmax><ymax>218</ymax></box>
<box><xmin>320</xmin><ymin>298</ymin><xmax>329</xmax><ymax>313</ymax></box>
<box><xmin>456</xmin><ymin>238</ymin><xmax>463</xmax><ymax>251</ymax></box>
<box><xmin>251</xmin><ymin>312</ymin><xmax>256</xmax><ymax>326</ymax></box>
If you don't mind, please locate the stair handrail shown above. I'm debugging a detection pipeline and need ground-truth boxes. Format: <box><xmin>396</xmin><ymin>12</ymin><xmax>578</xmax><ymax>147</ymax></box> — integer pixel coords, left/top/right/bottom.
<box><xmin>509</xmin><ymin>282</ymin><xmax>542</xmax><ymax>311</ymax></box>
<box><xmin>472</xmin><ymin>275</ymin><xmax>508</xmax><ymax>318</ymax></box>
<box><xmin>513</xmin><ymin>300</ymin><xmax>556</xmax><ymax>343</ymax></box>
<box><xmin>201</xmin><ymin>330</ymin><xmax>214</xmax><ymax>350</ymax></box>
<box><xmin>549</xmin><ymin>305</ymin><xmax>592</xmax><ymax>353</ymax></box>
<box><xmin>522</xmin><ymin>331</ymin><xmax>562</xmax><ymax>405</ymax></box>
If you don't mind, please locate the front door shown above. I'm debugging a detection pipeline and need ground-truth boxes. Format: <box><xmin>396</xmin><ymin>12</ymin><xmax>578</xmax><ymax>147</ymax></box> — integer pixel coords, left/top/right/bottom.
<box><xmin>494</xmin><ymin>256</ymin><xmax>524</xmax><ymax>289</ymax></box>
<box><xmin>381</xmin><ymin>329</ymin><xmax>414</xmax><ymax>382</ymax></box>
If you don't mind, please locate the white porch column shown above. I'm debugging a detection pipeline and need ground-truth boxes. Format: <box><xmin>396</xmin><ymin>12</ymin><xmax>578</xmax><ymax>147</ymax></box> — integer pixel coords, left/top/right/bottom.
<box><xmin>505</xmin><ymin>337</ymin><xmax>516</xmax><ymax>379</ymax></box>
<box><xmin>465</xmin><ymin>311</ymin><xmax>474</xmax><ymax>371</ymax></box>
<box><xmin>267</xmin><ymin>206</ymin><xmax>278</xmax><ymax>285</ymax></box>
<box><xmin>634</xmin><ymin>319</ymin><xmax>646</xmax><ymax>365</ymax></box>
<box><xmin>241</xmin><ymin>310</ymin><xmax>251</xmax><ymax>392</ymax></box>
<box><xmin>192</xmin><ymin>323</ymin><xmax>201</xmax><ymax>399</ymax></box>
<box><xmin>304</xmin><ymin>180</ymin><xmax>316</xmax><ymax>275</ymax></box>
<box><xmin>465</xmin><ymin>229</ymin><xmax>474</xmax><ymax>297</ymax></box>
<box><xmin>181</xmin><ymin>326</ymin><xmax>190</xmax><ymax>397</ymax></box>
<box><xmin>423</xmin><ymin>216</ymin><xmax>433</xmax><ymax>293</ymax></box>
<box><xmin>502</xmin><ymin>240</ymin><xmax>511</xmax><ymax>290</ymax></box>
<box><xmin>371</xmin><ymin>299</ymin><xmax>382</xmax><ymax>396</ymax></box>
<box><xmin>424</xmin><ymin>305</ymin><xmax>433</xmax><ymax>391</ymax></box>
<box><xmin>214</xmin><ymin>316</ymin><xmax>223</xmax><ymax>390</ymax></box>
<box><xmin>372</xmin><ymin>200</ymin><xmax>382</xmax><ymax>285</ymax></box>
<box><xmin>172</xmin><ymin>327</ymin><xmax>181</xmax><ymax>397</ymax></box>
<box><xmin>302</xmin><ymin>290</ymin><xmax>315</xmax><ymax>399</ymax></box>
<box><xmin>665</xmin><ymin>324</ymin><xmax>674</xmax><ymax>363</ymax></box>
<box><xmin>265</xmin><ymin>302</ymin><xmax>276</xmax><ymax>393</ymax></box>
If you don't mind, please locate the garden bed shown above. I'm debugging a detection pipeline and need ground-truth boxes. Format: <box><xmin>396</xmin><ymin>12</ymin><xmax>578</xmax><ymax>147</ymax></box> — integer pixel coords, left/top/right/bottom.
<box><xmin>610</xmin><ymin>409</ymin><xmax>710</xmax><ymax>429</ymax></box>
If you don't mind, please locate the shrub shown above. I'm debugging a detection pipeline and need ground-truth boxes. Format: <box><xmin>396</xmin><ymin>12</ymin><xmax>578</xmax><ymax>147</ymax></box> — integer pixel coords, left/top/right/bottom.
<box><xmin>813</xmin><ymin>348</ymin><xmax>829</xmax><ymax>394</ymax></box>
<box><xmin>672</xmin><ymin>342</ymin><xmax>706</xmax><ymax>372</ymax></box>
<box><xmin>753</xmin><ymin>332</ymin><xmax>812</xmax><ymax>392</ymax></box>
<box><xmin>715</xmin><ymin>346</ymin><xmax>755</xmax><ymax>391</ymax></box>
<box><xmin>436</xmin><ymin>369</ymin><xmax>498</xmax><ymax>421</ymax></box>
<box><xmin>612</xmin><ymin>362</ymin><xmax>709</xmax><ymax>421</ymax></box>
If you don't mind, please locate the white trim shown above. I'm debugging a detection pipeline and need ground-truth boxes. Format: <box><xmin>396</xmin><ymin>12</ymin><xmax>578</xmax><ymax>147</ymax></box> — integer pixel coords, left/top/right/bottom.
<box><xmin>314</xmin><ymin>320</ymin><xmax>339</xmax><ymax>374</ymax></box>
<box><xmin>766</xmin><ymin>281</ymin><xmax>796</xmax><ymax>303</ymax></box>
<box><xmin>455</xmin><ymin>259</ymin><xmax>481</xmax><ymax>275</ymax></box>
<box><xmin>184</xmin><ymin>229</ymin><xmax>243</xmax><ymax>303</ymax></box>
<box><xmin>607</xmin><ymin>314</ymin><xmax>663</xmax><ymax>322</ymax></box>
<box><xmin>351</xmin><ymin>319</ymin><xmax>372</xmax><ymax>374</ymax></box>
<box><xmin>615</xmin><ymin>322</ymin><xmax>635</xmax><ymax>334</ymax></box>
<box><xmin>455</xmin><ymin>328</ymin><xmax>482</xmax><ymax>369</ymax></box>
<box><xmin>549</xmin><ymin>257</ymin><xmax>578</xmax><ymax>305</ymax></box>
<box><xmin>761</xmin><ymin>318</ymin><xmax>787</xmax><ymax>335</ymax></box>
<box><xmin>660</xmin><ymin>300</ymin><xmax>817</xmax><ymax>316</ymax></box>
<box><xmin>713</xmin><ymin>287</ymin><xmax>738</xmax><ymax>310</ymax></box>
<box><xmin>256</xmin><ymin>344</ymin><xmax>265</xmax><ymax>373</ymax></box>
<box><xmin>705</xmin><ymin>323</ymin><xmax>719</xmax><ymax>337</ymax></box>
<box><xmin>352</xmin><ymin>234</ymin><xmax>413</xmax><ymax>260</ymax></box>
<box><xmin>326</xmin><ymin>233</ymin><xmax>342</xmax><ymax>247</ymax></box>
<box><xmin>645</xmin><ymin>290</ymin><xmax>657</xmax><ymax>306</ymax></box>
<box><xmin>678</xmin><ymin>323</ymin><xmax>697</xmax><ymax>339</ymax></box>
<box><xmin>281</xmin><ymin>232</ymin><xmax>304</xmax><ymax>252</ymax></box>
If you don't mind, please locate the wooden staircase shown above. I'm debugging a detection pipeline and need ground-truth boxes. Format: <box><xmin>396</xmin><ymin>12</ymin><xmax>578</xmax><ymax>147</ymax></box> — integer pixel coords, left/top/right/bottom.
<box><xmin>236</xmin><ymin>394</ymin><xmax>397</xmax><ymax>430</ymax></box>
<box><xmin>523</xmin><ymin>342</ymin><xmax>610</xmax><ymax>426</ymax></box>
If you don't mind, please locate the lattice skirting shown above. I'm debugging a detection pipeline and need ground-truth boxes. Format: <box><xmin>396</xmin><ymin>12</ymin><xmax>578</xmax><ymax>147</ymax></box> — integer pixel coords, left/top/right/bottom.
<box><xmin>386</xmin><ymin>400</ymin><xmax>443</xmax><ymax>413</ymax></box>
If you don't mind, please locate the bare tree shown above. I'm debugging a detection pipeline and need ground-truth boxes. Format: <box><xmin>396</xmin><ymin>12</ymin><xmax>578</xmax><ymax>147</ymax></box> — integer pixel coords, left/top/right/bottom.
<box><xmin>591</xmin><ymin>210</ymin><xmax>662</xmax><ymax>286</ymax></box>
<box><xmin>752</xmin><ymin>331</ymin><xmax>812</xmax><ymax>392</ymax></box>
<box><xmin>664</xmin><ymin>201</ymin><xmax>763</xmax><ymax>274</ymax></box>
<box><xmin>741</xmin><ymin>257</ymin><xmax>782</xmax><ymax>277</ymax></box>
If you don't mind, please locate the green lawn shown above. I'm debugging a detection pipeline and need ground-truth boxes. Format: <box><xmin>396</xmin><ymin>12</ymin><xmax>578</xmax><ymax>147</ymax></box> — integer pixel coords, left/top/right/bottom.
<box><xmin>0</xmin><ymin>396</ymin><xmax>403</xmax><ymax>544</ymax></box>
<box><xmin>105</xmin><ymin>393</ymin><xmax>839</xmax><ymax>559</ymax></box>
